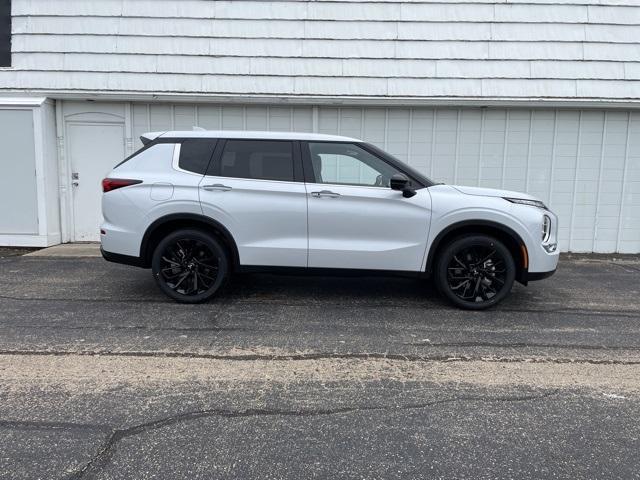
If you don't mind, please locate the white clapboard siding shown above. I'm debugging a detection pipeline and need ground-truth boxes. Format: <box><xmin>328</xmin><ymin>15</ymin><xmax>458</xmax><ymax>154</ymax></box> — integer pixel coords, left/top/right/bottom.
<box><xmin>13</xmin><ymin>0</ymin><xmax>640</xmax><ymax>19</ymax></box>
<box><xmin>15</xmin><ymin>16</ymin><xmax>640</xmax><ymax>44</ymax></box>
<box><xmin>128</xmin><ymin>103</ymin><xmax>640</xmax><ymax>253</ymax></box>
<box><xmin>5</xmin><ymin>0</ymin><xmax>640</xmax><ymax>102</ymax></box>
<box><xmin>15</xmin><ymin>53</ymin><xmax>639</xmax><ymax>81</ymax></box>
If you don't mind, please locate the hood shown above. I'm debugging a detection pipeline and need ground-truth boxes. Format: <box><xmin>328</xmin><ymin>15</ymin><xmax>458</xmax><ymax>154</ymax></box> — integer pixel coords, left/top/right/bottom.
<box><xmin>450</xmin><ymin>185</ymin><xmax>540</xmax><ymax>201</ymax></box>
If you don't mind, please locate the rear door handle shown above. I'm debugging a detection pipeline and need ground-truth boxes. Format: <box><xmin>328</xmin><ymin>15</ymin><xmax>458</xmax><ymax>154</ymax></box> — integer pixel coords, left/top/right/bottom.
<box><xmin>310</xmin><ymin>190</ymin><xmax>341</xmax><ymax>198</ymax></box>
<box><xmin>201</xmin><ymin>184</ymin><xmax>232</xmax><ymax>191</ymax></box>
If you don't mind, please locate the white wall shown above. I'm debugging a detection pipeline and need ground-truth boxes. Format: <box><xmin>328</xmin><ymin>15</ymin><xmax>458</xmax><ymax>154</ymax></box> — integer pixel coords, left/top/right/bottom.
<box><xmin>4</xmin><ymin>0</ymin><xmax>640</xmax><ymax>104</ymax></box>
<box><xmin>128</xmin><ymin>102</ymin><xmax>640</xmax><ymax>253</ymax></box>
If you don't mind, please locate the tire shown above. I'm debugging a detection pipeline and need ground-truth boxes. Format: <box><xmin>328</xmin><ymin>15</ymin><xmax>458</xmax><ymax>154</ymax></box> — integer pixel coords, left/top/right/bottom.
<box><xmin>435</xmin><ymin>235</ymin><xmax>515</xmax><ymax>310</ymax></box>
<box><xmin>151</xmin><ymin>229</ymin><xmax>228</xmax><ymax>304</ymax></box>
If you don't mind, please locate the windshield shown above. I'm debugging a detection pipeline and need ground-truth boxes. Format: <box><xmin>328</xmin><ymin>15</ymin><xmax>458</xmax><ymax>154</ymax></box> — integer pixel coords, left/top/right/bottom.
<box><xmin>362</xmin><ymin>143</ymin><xmax>437</xmax><ymax>187</ymax></box>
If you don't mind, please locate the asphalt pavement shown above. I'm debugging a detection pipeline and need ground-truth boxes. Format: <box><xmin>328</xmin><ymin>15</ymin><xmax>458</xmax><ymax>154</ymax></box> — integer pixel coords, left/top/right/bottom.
<box><xmin>0</xmin><ymin>252</ymin><xmax>639</xmax><ymax>479</ymax></box>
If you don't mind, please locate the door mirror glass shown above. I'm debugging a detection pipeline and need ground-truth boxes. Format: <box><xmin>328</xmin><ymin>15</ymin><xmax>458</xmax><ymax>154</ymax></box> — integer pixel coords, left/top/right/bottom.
<box><xmin>390</xmin><ymin>173</ymin><xmax>416</xmax><ymax>198</ymax></box>
<box><xmin>390</xmin><ymin>173</ymin><xmax>408</xmax><ymax>190</ymax></box>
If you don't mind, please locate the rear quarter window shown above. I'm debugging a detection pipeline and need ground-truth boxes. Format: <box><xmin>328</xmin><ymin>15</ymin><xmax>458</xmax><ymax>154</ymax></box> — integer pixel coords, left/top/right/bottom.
<box><xmin>113</xmin><ymin>143</ymin><xmax>175</xmax><ymax>173</ymax></box>
<box><xmin>178</xmin><ymin>139</ymin><xmax>217</xmax><ymax>174</ymax></box>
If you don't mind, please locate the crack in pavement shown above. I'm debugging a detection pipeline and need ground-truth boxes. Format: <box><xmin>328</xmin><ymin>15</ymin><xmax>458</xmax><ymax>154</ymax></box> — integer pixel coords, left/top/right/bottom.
<box><xmin>2</xmin><ymin>323</ymin><xmax>640</xmax><ymax>335</ymax></box>
<box><xmin>0</xmin><ymin>324</ymin><xmax>246</xmax><ymax>333</ymax></box>
<box><xmin>0</xmin><ymin>420</ymin><xmax>112</xmax><ymax>433</ymax></box>
<box><xmin>0</xmin><ymin>349</ymin><xmax>638</xmax><ymax>365</ymax></box>
<box><xmin>606</xmin><ymin>261</ymin><xmax>640</xmax><ymax>273</ymax></box>
<box><xmin>0</xmin><ymin>294</ymin><xmax>639</xmax><ymax>317</ymax></box>
<box><xmin>404</xmin><ymin>341</ymin><xmax>640</xmax><ymax>351</ymax></box>
<box><xmin>64</xmin><ymin>389</ymin><xmax>559</xmax><ymax>479</ymax></box>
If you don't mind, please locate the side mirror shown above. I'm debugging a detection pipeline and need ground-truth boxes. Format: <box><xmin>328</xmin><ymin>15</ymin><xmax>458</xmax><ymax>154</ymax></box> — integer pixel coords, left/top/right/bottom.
<box><xmin>390</xmin><ymin>173</ymin><xmax>416</xmax><ymax>198</ymax></box>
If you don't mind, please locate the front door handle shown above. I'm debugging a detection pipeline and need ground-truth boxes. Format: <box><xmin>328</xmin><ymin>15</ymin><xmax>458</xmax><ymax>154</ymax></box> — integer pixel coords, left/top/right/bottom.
<box><xmin>310</xmin><ymin>190</ymin><xmax>341</xmax><ymax>198</ymax></box>
<box><xmin>201</xmin><ymin>184</ymin><xmax>232</xmax><ymax>191</ymax></box>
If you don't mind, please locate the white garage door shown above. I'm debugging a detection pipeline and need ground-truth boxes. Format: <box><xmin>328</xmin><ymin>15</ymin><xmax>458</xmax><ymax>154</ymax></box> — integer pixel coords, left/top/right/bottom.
<box><xmin>129</xmin><ymin>103</ymin><xmax>640</xmax><ymax>254</ymax></box>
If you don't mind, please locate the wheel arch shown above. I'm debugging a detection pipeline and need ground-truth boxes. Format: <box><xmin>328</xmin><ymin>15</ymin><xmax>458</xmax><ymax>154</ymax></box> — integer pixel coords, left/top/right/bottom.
<box><xmin>140</xmin><ymin>213</ymin><xmax>240</xmax><ymax>270</ymax></box>
<box><xmin>425</xmin><ymin>220</ymin><xmax>529</xmax><ymax>285</ymax></box>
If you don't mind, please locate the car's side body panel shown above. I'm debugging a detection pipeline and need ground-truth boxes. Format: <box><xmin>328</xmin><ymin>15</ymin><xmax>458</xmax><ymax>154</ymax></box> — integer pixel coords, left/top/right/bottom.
<box><xmin>101</xmin><ymin>143</ymin><xmax>203</xmax><ymax>257</ymax></box>
<box><xmin>424</xmin><ymin>185</ymin><xmax>559</xmax><ymax>274</ymax></box>
<box><xmin>198</xmin><ymin>176</ymin><xmax>308</xmax><ymax>267</ymax></box>
<box><xmin>306</xmin><ymin>183</ymin><xmax>431</xmax><ymax>271</ymax></box>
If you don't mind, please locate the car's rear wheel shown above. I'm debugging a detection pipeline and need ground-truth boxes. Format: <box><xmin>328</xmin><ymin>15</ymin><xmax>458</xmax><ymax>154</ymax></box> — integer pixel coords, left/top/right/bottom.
<box><xmin>151</xmin><ymin>229</ymin><xmax>228</xmax><ymax>303</ymax></box>
<box><xmin>435</xmin><ymin>235</ymin><xmax>515</xmax><ymax>310</ymax></box>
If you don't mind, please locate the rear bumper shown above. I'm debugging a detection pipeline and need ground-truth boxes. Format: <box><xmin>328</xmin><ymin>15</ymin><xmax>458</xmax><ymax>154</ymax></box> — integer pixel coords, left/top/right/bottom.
<box><xmin>526</xmin><ymin>268</ymin><xmax>556</xmax><ymax>282</ymax></box>
<box><xmin>101</xmin><ymin>247</ymin><xmax>145</xmax><ymax>268</ymax></box>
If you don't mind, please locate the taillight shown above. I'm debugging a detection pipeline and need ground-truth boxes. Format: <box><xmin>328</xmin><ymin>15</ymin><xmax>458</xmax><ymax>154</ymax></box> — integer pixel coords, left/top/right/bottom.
<box><xmin>102</xmin><ymin>178</ymin><xmax>142</xmax><ymax>193</ymax></box>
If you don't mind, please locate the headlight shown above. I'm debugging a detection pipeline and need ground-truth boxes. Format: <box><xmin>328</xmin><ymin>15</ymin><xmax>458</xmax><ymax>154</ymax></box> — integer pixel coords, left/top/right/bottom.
<box><xmin>504</xmin><ymin>197</ymin><xmax>547</xmax><ymax>209</ymax></box>
<box><xmin>542</xmin><ymin>215</ymin><xmax>551</xmax><ymax>242</ymax></box>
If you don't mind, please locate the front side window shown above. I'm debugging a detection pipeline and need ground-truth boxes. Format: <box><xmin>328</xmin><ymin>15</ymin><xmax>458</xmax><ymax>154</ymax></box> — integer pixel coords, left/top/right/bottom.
<box><xmin>308</xmin><ymin>142</ymin><xmax>401</xmax><ymax>188</ymax></box>
<box><xmin>178</xmin><ymin>139</ymin><xmax>217</xmax><ymax>174</ymax></box>
<box><xmin>217</xmin><ymin>140</ymin><xmax>294</xmax><ymax>182</ymax></box>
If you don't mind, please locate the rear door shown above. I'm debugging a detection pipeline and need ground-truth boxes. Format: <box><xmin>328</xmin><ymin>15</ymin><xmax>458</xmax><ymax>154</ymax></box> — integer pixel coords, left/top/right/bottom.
<box><xmin>199</xmin><ymin>139</ymin><xmax>307</xmax><ymax>267</ymax></box>
<box><xmin>303</xmin><ymin>141</ymin><xmax>431</xmax><ymax>271</ymax></box>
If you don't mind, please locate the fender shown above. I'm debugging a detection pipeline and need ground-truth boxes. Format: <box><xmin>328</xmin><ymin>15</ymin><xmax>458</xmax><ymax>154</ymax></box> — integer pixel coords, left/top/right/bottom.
<box><xmin>140</xmin><ymin>213</ymin><xmax>240</xmax><ymax>268</ymax></box>
<box><xmin>424</xmin><ymin>219</ymin><xmax>528</xmax><ymax>280</ymax></box>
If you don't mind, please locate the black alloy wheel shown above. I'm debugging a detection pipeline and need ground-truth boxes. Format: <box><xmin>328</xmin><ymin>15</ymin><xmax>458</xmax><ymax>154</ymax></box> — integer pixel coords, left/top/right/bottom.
<box><xmin>152</xmin><ymin>229</ymin><xmax>228</xmax><ymax>303</ymax></box>
<box><xmin>436</xmin><ymin>235</ymin><xmax>515</xmax><ymax>310</ymax></box>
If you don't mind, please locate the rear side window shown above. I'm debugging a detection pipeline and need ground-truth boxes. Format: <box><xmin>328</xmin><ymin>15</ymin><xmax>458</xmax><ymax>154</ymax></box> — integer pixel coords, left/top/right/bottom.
<box><xmin>178</xmin><ymin>139</ymin><xmax>217</xmax><ymax>174</ymax></box>
<box><xmin>216</xmin><ymin>140</ymin><xmax>294</xmax><ymax>182</ymax></box>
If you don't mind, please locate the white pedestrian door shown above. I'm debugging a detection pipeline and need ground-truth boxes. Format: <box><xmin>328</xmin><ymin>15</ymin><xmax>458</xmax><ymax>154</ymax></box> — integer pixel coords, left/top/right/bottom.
<box><xmin>68</xmin><ymin>123</ymin><xmax>124</xmax><ymax>241</ymax></box>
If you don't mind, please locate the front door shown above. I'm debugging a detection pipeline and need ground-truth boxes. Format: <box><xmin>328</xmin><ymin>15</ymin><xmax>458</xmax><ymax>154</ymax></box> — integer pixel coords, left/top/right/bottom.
<box><xmin>305</xmin><ymin>141</ymin><xmax>431</xmax><ymax>271</ymax></box>
<box><xmin>68</xmin><ymin>122</ymin><xmax>124</xmax><ymax>241</ymax></box>
<box><xmin>199</xmin><ymin>139</ymin><xmax>308</xmax><ymax>267</ymax></box>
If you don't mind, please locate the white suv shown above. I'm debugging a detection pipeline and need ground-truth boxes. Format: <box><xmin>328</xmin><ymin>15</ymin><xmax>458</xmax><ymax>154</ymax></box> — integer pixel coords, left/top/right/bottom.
<box><xmin>101</xmin><ymin>130</ymin><xmax>558</xmax><ymax>310</ymax></box>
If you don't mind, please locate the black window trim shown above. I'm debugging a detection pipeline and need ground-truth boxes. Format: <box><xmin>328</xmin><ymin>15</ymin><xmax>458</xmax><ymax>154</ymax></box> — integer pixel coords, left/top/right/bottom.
<box><xmin>300</xmin><ymin>140</ymin><xmax>431</xmax><ymax>189</ymax></box>
<box><xmin>205</xmin><ymin>138</ymin><xmax>304</xmax><ymax>183</ymax></box>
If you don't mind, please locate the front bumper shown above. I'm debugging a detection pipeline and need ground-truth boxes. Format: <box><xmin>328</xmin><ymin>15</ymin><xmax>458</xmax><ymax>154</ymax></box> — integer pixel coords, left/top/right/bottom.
<box><xmin>526</xmin><ymin>268</ymin><xmax>557</xmax><ymax>282</ymax></box>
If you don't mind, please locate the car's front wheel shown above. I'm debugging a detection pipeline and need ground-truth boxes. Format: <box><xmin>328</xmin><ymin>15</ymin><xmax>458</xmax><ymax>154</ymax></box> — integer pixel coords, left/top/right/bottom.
<box><xmin>151</xmin><ymin>229</ymin><xmax>228</xmax><ymax>303</ymax></box>
<box><xmin>435</xmin><ymin>235</ymin><xmax>515</xmax><ymax>310</ymax></box>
